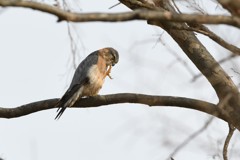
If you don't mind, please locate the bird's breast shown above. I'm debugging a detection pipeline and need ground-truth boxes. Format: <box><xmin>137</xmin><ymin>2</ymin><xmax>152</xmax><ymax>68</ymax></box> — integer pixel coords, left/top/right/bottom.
<box><xmin>83</xmin><ymin>64</ymin><xmax>105</xmax><ymax>96</ymax></box>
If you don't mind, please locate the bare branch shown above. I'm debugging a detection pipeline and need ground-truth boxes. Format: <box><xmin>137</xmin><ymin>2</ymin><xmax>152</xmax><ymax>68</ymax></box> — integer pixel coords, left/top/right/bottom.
<box><xmin>223</xmin><ymin>124</ymin><xmax>236</xmax><ymax>160</ymax></box>
<box><xmin>167</xmin><ymin>0</ymin><xmax>240</xmax><ymax>55</ymax></box>
<box><xmin>187</xmin><ymin>24</ymin><xmax>240</xmax><ymax>56</ymax></box>
<box><xmin>109</xmin><ymin>2</ymin><xmax>121</xmax><ymax>9</ymax></box>
<box><xmin>192</xmin><ymin>54</ymin><xmax>237</xmax><ymax>82</ymax></box>
<box><xmin>0</xmin><ymin>93</ymin><xmax>227</xmax><ymax>121</ymax></box>
<box><xmin>142</xmin><ymin>0</ymin><xmax>240</xmax><ymax>130</ymax></box>
<box><xmin>0</xmin><ymin>0</ymin><xmax>239</xmax><ymax>27</ymax></box>
<box><xmin>153</xmin><ymin>19</ymin><xmax>240</xmax><ymax>56</ymax></box>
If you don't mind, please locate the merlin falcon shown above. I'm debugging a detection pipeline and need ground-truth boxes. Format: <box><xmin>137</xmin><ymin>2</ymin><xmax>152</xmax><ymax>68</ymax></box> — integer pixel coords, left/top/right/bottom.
<box><xmin>55</xmin><ymin>47</ymin><xmax>119</xmax><ymax>119</ymax></box>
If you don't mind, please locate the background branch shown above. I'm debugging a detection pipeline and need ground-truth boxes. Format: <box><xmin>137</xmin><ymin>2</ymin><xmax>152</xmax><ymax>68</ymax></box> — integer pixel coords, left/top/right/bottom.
<box><xmin>0</xmin><ymin>0</ymin><xmax>239</xmax><ymax>27</ymax></box>
<box><xmin>0</xmin><ymin>93</ymin><xmax>226</xmax><ymax>121</ymax></box>
<box><xmin>223</xmin><ymin>124</ymin><xmax>236</xmax><ymax>160</ymax></box>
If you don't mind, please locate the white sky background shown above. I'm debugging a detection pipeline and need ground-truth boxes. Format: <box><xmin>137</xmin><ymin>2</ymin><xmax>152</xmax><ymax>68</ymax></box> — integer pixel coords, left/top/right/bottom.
<box><xmin>0</xmin><ymin>0</ymin><xmax>240</xmax><ymax>160</ymax></box>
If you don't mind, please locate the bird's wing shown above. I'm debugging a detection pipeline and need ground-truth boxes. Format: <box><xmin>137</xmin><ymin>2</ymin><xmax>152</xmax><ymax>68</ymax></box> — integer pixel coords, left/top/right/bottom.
<box><xmin>69</xmin><ymin>51</ymin><xmax>99</xmax><ymax>89</ymax></box>
<box><xmin>55</xmin><ymin>51</ymin><xmax>99</xmax><ymax>120</ymax></box>
<box><xmin>55</xmin><ymin>79</ymin><xmax>88</xmax><ymax>120</ymax></box>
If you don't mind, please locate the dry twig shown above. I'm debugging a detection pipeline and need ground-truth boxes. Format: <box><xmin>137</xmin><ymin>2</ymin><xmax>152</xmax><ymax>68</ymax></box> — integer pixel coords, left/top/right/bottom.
<box><xmin>223</xmin><ymin>124</ymin><xmax>236</xmax><ymax>160</ymax></box>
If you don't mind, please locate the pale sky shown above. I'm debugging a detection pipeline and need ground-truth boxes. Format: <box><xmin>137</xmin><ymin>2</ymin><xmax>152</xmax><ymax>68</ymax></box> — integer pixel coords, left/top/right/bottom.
<box><xmin>0</xmin><ymin>1</ymin><xmax>240</xmax><ymax>160</ymax></box>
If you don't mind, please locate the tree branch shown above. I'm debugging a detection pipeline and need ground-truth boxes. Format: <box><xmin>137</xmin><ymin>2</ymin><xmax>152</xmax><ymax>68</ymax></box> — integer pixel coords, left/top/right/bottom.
<box><xmin>0</xmin><ymin>0</ymin><xmax>239</xmax><ymax>27</ymax></box>
<box><xmin>167</xmin><ymin>0</ymin><xmax>240</xmax><ymax>56</ymax></box>
<box><xmin>223</xmin><ymin>124</ymin><xmax>235</xmax><ymax>160</ymax></box>
<box><xmin>156</xmin><ymin>23</ymin><xmax>240</xmax><ymax>56</ymax></box>
<box><xmin>187</xmin><ymin>24</ymin><xmax>240</xmax><ymax>56</ymax></box>
<box><xmin>192</xmin><ymin>54</ymin><xmax>237</xmax><ymax>82</ymax></box>
<box><xmin>131</xmin><ymin>0</ymin><xmax>240</xmax><ymax>130</ymax></box>
<box><xmin>0</xmin><ymin>93</ymin><xmax>226</xmax><ymax>121</ymax></box>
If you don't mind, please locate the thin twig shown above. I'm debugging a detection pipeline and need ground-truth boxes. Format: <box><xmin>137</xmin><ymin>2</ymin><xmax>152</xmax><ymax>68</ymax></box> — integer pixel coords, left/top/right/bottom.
<box><xmin>187</xmin><ymin>24</ymin><xmax>240</xmax><ymax>55</ymax></box>
<box><xmin>109</xmin><ymin>2</ymin><xmax>121</xmax><ymax>9</ymax></box>
<box><xmin>231</xmin><ymin>68</ymin><xmax>240</xmax><ymax>75</ymax></box>
<box><xmin>223</xmin><ymin>123</ymin><xmax>235</xmax><ymax>160</ymax></box>
<box><xmin>170</xmin><ymin>0</ymin><xmax>240</xmax><ymax>56</ymax></box>
<box><xmin>171</xmin><ymin>0</ymin><xmax>181</xmax><ymax>13</ymax></box>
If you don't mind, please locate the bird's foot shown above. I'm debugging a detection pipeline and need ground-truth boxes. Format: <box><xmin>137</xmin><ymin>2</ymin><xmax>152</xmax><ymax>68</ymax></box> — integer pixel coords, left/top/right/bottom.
<box><xmin>105</xmin><ymin>65</ymin><xmax>113</xmax><ymax>79</ymax></box>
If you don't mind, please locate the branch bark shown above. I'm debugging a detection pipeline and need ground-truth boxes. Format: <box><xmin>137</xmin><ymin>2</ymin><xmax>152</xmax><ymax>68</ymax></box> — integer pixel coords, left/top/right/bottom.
<box><xmin>0</xmin><ymin>0</ymin><xmax>239</xmax><ymax>27</ymax></box>
<box><xmin>186</xmin><ymin>24</ymin><xmax>240</xmax><ymax>56</ymax></box>
<box><xmin>1</xmin><ymin>0</ymin><xmax>240</xmax><ymax>129</ymax></box>
<box><xmin>0</xmin><ymin>93</ymin><xmax>227</xmax><ymax>121</ymax></box>
<box><xmin>119</xmin><ymin>0</ymin><xmax>240</xmax><ymax>130</ymax></box>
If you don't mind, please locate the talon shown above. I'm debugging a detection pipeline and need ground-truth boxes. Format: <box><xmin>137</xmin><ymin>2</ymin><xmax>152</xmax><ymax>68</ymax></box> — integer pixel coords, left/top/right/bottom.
<box><xmin>107</xmin><ymin>74</ymin><xmax>113</xmax><ymax>79</ymax></box>
<box><xmin>105</xmin><ymin>65</ymin><xmax>113</xmax><ymax>79</ymax></box>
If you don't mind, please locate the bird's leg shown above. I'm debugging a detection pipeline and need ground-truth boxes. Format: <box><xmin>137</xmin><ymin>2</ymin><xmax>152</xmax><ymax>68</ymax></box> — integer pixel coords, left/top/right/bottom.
<box><xmin>105</xmin><ymin>65</ymin><xmax>113</xmax><ymax>79</ymax></box>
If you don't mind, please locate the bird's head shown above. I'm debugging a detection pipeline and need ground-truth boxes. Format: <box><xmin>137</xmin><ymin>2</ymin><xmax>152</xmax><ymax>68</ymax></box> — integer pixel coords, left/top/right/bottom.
<box><xmin>100</xmin><ymin>47</ymin><xmax>119</xmax><ymax>66</ymax></box>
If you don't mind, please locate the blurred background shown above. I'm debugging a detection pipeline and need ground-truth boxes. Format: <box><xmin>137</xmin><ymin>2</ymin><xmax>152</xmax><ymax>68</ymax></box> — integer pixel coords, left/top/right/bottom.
<box><xmin>0</xmin><ymin>0</ymin><xmax>240</xmax><ymax>160</ymax></box>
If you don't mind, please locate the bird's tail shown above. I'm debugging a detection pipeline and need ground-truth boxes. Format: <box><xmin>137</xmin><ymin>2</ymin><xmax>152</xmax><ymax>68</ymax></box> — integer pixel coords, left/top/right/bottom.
<box><xmin>55</xmin><ymin>101</ymin><xmax>66</xmax><ymax>120</ymax></box>
<box><xmin>55</xmin><ymin>85</ymin><xmax>83</xmax><ymax>120</ymax></box>
<box><xmin>55</xmin><ymin>98</ymin><xmax>76</xmax><ymax>120</ymax></box>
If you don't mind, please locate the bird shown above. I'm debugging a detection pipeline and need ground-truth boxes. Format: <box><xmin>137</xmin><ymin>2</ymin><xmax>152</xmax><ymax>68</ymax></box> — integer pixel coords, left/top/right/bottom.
<box><xmin>55</xmin><ymin>47</ymin><xmax>119</xmax><ymax>119</ymax></box>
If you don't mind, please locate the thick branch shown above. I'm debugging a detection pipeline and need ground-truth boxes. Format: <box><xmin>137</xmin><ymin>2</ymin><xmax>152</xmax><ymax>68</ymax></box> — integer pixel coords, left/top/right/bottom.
<box><xmin>0</xmin><ymin>93</ymin><xmax>226</xmax><ymax>121</ymax></box>
<box><xmin>124</xmin><ymin>0</ymin><xmax>240</xmax><ymax>130</ymax></box>
<box><xmin>0</xmin><ymin>0</ymin><xmax>239</xmax><ymax>27</ymax></box>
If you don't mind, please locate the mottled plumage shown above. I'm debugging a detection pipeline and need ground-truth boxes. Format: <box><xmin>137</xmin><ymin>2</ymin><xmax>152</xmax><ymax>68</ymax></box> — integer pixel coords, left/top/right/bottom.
<box><xmin>55</xmin><ymin>47</ymin><xmax>119</xmax><ymax>119</ymax></box>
